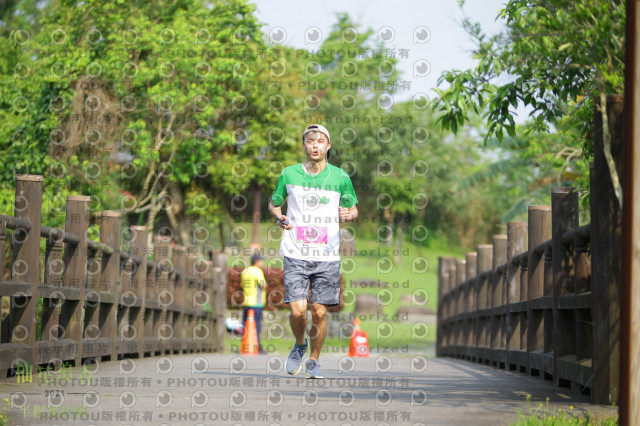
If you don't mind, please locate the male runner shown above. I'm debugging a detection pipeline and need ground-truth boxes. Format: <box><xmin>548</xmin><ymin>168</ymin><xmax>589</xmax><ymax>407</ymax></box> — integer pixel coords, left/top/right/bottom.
<box><xmin>268</xmin><ymin>124</ymin><xmax>358</xmax><ymax>378</ymax></box>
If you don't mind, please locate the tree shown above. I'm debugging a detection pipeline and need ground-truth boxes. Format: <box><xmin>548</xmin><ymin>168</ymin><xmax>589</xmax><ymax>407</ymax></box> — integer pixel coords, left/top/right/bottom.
<box><xmin>434</xmin><ymin>0</ymin><xmax>624</xmax><ymax>150</ymax></box>
<box><xmin>433</xmin><ymin>0</ymin><xmax>624</xmax><ymax>216</ymax></box>
<box><xmin>1</xmin><ymin>0</ymin><xmax>271</xmax><ymax>246</ymax></box>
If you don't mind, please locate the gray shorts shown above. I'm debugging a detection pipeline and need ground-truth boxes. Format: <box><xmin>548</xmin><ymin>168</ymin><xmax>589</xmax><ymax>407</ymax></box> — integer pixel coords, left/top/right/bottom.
<box><xmin>283</xmin><ymin>256</ymin><xmax>341</xmax><ymax>306</ymax></box>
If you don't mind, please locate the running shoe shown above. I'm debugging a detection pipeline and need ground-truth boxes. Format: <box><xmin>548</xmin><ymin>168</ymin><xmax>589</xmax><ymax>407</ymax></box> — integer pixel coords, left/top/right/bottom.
<box><xmin>305</xmin><ymin>359</ymin><xmax>323</xmax><ymax>379</ymax></box>
<box><xmin>285</xmin><ymin>338</ymin><xmax>308</xmax><ymax>375</ymax></box>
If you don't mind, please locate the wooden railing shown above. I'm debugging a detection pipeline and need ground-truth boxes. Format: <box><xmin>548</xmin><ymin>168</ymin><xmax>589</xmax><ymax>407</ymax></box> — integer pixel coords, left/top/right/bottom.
<box><xmin>0</xmin><ymin>174</ymin><xmax>227</xmax><ymax>375</ymax></box>
<box><xmin>437</xmin><ymin>190</ymin><xmax>593</xmax><ymax>387</ymax></box>
<box><xmin>437</xmin><ymin>97</ymin><xmax>624</xmax><ymax>404</ymax></box>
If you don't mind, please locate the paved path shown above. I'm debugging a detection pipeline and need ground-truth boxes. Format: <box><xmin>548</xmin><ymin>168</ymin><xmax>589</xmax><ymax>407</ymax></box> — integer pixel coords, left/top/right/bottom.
<box><xmin>0</xmin><ymin>353</ymin><xmax>617</xmax><ymax>426</ymax></box>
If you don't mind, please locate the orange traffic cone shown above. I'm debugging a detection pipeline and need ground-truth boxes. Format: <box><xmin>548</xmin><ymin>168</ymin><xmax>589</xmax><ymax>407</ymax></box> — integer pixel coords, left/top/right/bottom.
<box><xmin>241</xmin><ymin>309</ymin><xmax>259</xmax><ymax>356</ymax></box>
<box><xmin>348</xmin><ymin>318</ymin><xmax>369</xmax><ymax>357</ymax></box>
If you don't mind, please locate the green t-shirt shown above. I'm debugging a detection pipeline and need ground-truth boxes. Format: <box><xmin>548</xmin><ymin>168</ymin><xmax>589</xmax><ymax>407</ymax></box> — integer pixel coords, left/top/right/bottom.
<box><xmin>272</xmin><ymin>163</ymin><xmax>358</xmax><ymax>261</ymax></box>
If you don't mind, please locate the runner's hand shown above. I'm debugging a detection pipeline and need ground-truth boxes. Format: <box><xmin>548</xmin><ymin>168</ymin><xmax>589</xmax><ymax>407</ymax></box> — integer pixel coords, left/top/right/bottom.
<box><xmin>277</xmin><ymin>215</ymin><xmax>294</xmax><ymax>230</ymax></box>
<box><xmin>339</xmin><ymin>207</ymin><xmax>352</xmax><ymax>222</ymax></box>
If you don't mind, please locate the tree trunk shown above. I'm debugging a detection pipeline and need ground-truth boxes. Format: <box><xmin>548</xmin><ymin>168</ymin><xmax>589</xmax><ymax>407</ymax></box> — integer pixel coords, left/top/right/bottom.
<box><xmin>383</xmin><ymin>207</ymin><xmax>394</xmax><ymax>246</ymax></box>
<box><xmin>166</xmin><ymin>182</ymin><xmax>189</xmax><ymax>246</ymax></box>
<box><xmin>251</xmin><ymin>183</ymin><xmax>261</xmax><ymax>249</ymax></box>
<box><xmin>395</xmin><ymin>213</ymin><xmax>407</xmax><ymax>269</ymax></box>
<box><xmin>219</xmin><ymin>222</ymin><xmax>225</xmax><ymax>251</ymax></box>
<box><xmin>146</xmin><ymin>194</ymin><xmax>157</xmax><ymax>248</ymax></box>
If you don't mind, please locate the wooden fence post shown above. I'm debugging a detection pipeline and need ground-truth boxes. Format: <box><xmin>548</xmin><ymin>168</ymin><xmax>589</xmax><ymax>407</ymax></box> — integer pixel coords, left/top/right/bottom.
<box><xmin>456</xmin><ymin>259</ymin><xmax>466</xmax><ymax>320</ymax></box>
<box><xmin>0</xmin><ymin>222</ymin><xmax>5</xmax><ymax>344</ymax></box>
<box><xmin>204</xmin><ymin>259</ymin><xmax>216</xmax><ymax>352</ymax></box>
<box><xmin>519</xmin><ymin>252</ymin><xmax>528</xmax><ymax>372</ymax></box>
<box><xmin>191</xmin><ymin>254</ymin><xmax>209</xmax><ymax>352</ymax></box>
<box><xmin>211</xmin><ymin>250</ymin><xmax>227</xmax><ymax>353</ymax></box>
<box><xmin>119</xmin><ymin>240</ymin><xmax>133</xmax><ymax>356</ymax></box>
<box><xmin>145</xmin><ymin>236</ymin><xmax>158</xmax><ymax>355</ymax></box>
<box><xmin>167</xmin><ymin>244</ymin><xmax>181</xmax><ymax>354</ymax></box>
<box><xmin>130</xmin><ymin>226</ymin><xmax>148</xmax><ymax>358</ymax></box>
<box><xmin>491</xmin><ymin>235</ymin><xmax>506</xmax><ymax>367</ymax></box>
<box><xmin>476</xmin><ymin>245</ymin><xmax>492</xmax><ymax>363</ymax></box>
<box><xmin>551</xmin><ymin>187</ymin><xmax>579</xmax><ymax>387</ymax></box>
<box><xmin>621</xmin><ymin>0</ymin><xmax>640</xmax><ymax>419</ymax></box>
<box><xmin>62</xmin><ymin>195</ymin><xmax>90</xmax><ymax>366</ymax></box>
<box><xmin>455</xmin><ymin>259</ymin><xmax>467</xmax><ymax>352</ymax></box>
<box><xmin>542</xmin><ymin>244</ymin><xmax>554</xmax><ymax>380</ymax></box>
<box><xmin>507</xmin><ymin>222</ymin><xmax>527</xmax><ymax>370</ymax></box>
<box><xmin>154</xmin><ymin>235</ymin><xmax>170</xmax><ymax>354</ymax></box>
<box><xmin>100</xmin><ymin>211</ymin><xmax>121</xmax><ymax>361</ymax></box>
<box><xmin>465</xmin><ymin>253</ymin><xmax>476</xmax><ymax>312</ymax></box>
<box><xmin>465</xmin><ymin>252</ymin><xmax>477</xmax><ymax>360</ymax></box>
<box><xmin>9</xmin><ymin>175</ymin><xmax>43</xmax><ymax>369</ymax></box>
<box><xmin>527</xmin><ymin>205</ymin><xmax>551</xmax><ymax>376</ymax></box>
<box><xmin>507</xmin><ymin>223</ymin><xmax>527</xmax><ymax>303</ymax></box>
<box><xmin>438</xmin><ymin>256</ymin><xmax>449</xmax><ymax>352</ymax></box>
<box><xmin>574</xmin><ymin>231</ymin><xmax>591</xmax><ymax>364</ymax></box>
<box><xmin>437</xmin><ymin>257</ymin><xmax>444</xmax><ymax>356</ymax></box>
<box><xmin>456</xmin><ymin>259</ymin><xmax>466</xmax><ymax>354</ymax></box>
<box><xmin>592</xmin><ymin>94</ymin><xmax>624</xmax><ymax>404</ymax></box>
<box><xmin>477</xmin><ymin>246</ymin><xmax>492</xmax><ymax>312</ymax></box>
<box><xmin>186</xmin><ymin>252</ymin><xmax>195</xmax><ymax>352</ymax></box>
<box><xmin>84</xmin><ymin>234</ymin><xmax>102</xmax><ymax>352</ymax></box>
<box><xmin>173</xmin><ymin>246</ymin><xmax>186</xmax><ymax>353</ymax></box>
<box><xmin>448</xmin><ymin>260</ymin><xmax>457</xmax><ymax>353</ymax></box>
<box><xmin>41</xmin><ymin>227</ymin><xmax>64</xmax><ymax>363</ymax></box>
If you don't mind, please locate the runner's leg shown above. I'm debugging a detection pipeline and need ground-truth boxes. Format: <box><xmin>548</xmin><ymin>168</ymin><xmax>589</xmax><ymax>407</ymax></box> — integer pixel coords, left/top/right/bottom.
<box><xmin>309</xmin><ymin>303</ymin><xmax>327</xmax><ymax>361</ymax></box>
<box><xmin>283</xmin><ymin>257</ymin><xmax>311</xmax><ymax>346</ymax></box>
<box><xmin>289</xmin><ymin>300</ymin><xmax>307</xmax><ymax>345</ymax></box>
<box><xmin>307</xmin><ymin>259</ymin><xmax>339</xmax><ymax>360</ymax></box>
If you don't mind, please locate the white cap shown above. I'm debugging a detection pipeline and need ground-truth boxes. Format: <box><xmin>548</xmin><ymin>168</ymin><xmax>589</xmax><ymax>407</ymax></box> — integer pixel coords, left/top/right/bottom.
<box><xmin>302</xmin><ymin>124</ymin><xmax>330</xmax><ymax>142</ymax></box>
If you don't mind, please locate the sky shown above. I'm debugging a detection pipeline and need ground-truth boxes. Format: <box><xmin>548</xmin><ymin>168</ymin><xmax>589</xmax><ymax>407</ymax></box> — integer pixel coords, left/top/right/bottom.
<box><xmin>250</xmin><ymin>0</ymin><xmax>508</xmax><ymax>102</ymax></box>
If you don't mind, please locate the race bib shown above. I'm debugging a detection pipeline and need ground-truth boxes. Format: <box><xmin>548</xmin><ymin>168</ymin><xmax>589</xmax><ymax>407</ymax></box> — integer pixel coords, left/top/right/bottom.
<box><xmin>296</xmin><ymin>226</ymin><xmax>328</xmax><ymax>244</ymax></box>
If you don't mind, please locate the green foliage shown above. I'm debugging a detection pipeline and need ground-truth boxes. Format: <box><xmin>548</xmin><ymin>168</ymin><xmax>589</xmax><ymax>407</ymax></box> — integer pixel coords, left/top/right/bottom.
<box><xmin>430</xmin><ymin>0</ymin><xmax>609</xmax><ymax>226</ymax></box>
<box><xmin>1</xmin><ymin>5</ymin><xmax>423</xmax><ymax>244</ymax></box>
<box><xmin>0</xmin><ymin>0</ymin><xmax>581</xmax><ymax>252</ymax></box>
<box><xmin>1</xmin><ymin>0</ymin><xmax>271</xmax><ymax>239</ymax></box>
<box><xmin>434</xmin><ymin>0</ymin><xmax>625</xmax><ymax>155</ymax></box>
<box><xmin>454</xmin><ymin>119</ymin><xmax>590</xmax><ymax>223</ymax></box>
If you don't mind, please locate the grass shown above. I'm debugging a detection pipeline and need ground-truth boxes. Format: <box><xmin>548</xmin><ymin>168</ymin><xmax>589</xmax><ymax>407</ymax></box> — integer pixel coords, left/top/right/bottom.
<box><xmin>225</xmin><ymin>221</ymin><xmax>461</xmax><ymax>355</ymax></box>
<box><xmin>511</xmin><ymin>396</ymin><xmax>619</xmax><ymax>425</ymax></box>
<box><xmin>0</xmin><ymin>398</ymin><xmax>9</xmax><ymax>426</ymax></box>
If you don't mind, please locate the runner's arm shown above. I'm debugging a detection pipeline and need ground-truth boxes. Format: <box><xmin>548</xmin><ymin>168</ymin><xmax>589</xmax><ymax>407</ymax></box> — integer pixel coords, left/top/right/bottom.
<box><xmin>268</xmin><ymin>198</ymin><xmax>294</xmax><ymax>230</ymax></box>
<box><xmin>268</xmin><ymin>197</ymin><xmax>283</xmax><ymax>220</ymax></box>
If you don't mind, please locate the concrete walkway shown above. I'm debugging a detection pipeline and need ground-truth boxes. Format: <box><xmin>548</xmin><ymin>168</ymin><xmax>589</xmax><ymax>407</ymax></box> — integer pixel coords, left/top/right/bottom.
<box><xmin>0</xmin><ymin>353</ymin><xmax>617</xmax><ymax>426</ymax></box>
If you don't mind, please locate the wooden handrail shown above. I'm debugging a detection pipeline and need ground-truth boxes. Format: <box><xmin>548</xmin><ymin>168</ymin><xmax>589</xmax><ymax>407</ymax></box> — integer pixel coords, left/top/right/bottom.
<box><xmin>0</xmin><ymin>175</ymin><xmax>226</xmax><ymax>375</ymax></box>
<box><xmin>436</xmin><ymin>97</ymin><xmax>623</xmax><ymax>406</ymax></box>
<box><xmin>437</xmin><ymin>190</ymin><xmax>594</xmax><ymax>396</ymax></box>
